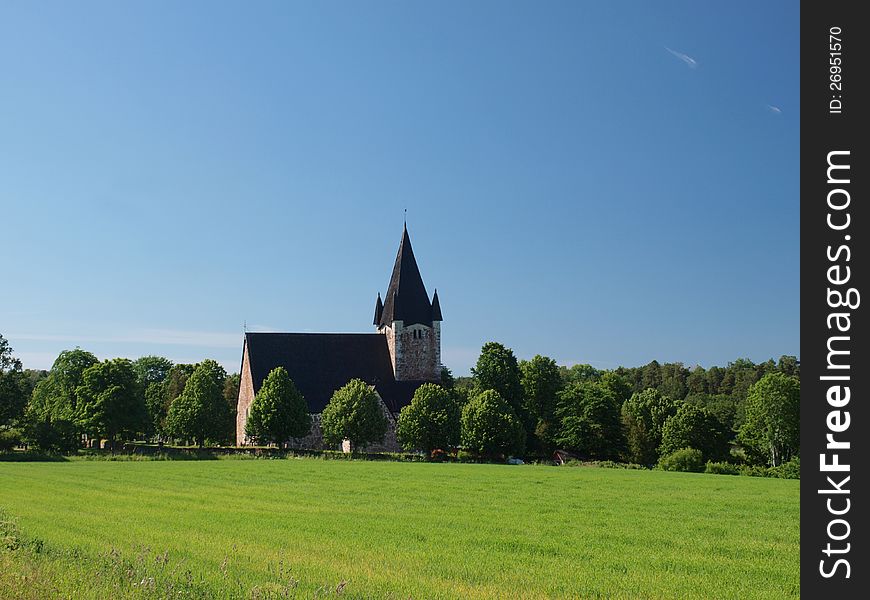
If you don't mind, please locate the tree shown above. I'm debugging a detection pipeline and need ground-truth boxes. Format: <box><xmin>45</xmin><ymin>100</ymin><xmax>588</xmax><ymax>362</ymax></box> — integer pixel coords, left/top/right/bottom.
<box><xmin>165</xmin><ymin>360</ymin><xmax>229</xmax><ymax>447</ymax></box>
<box><xmin>738</xmin><ymin>373</ymin><xmax>800</xmax><ymax>467</ymax></box>
<box><xmin>132</xmin><ymin>356</ymin><xmax>173</xmax><ymax>438</ymax></box>
<box><xmin>641</xmin><ymin>360</ymin><xmax>663</xmax><ymax>391</ymax></box>
<box><xmin>777</xmin><ymin>355</ymin><xmax>800</xmax><ymax>378</ymax></box>
<box><xmin>132</xmin><ymin>356</ymin><xmax>174</xmax><ymax>389</ymax></box>
<box><xmin>396</xmin><ymin>383</ymin><xmax>460</xmax><ymax>454</ymax></box>
<box><xmin>149</xmin><ymin>363</ymin><xmax>196</xmax><ymax>438</ymax></box>
<box><xmin>685</xmin><ymin>393</ymin><xmax>739</xmax><ymax>433</ymax></box>
<box><xmin>472</xmin><ymin>342</ymin><xmax>528</xmax><ymax>434</ymax></box>
<box><xmin>659</xmin><ymin>362</ymin><xmax>688</xmax><ymax>401</ymax></box>
<box><xmin>659</xmin><ymin>403</ymin><xmax>730</xmax><ymax>462</ymax></box>
<box><xmin>75</xmin><ymin>358</ymin><xmax>145</xmax><ymax>451</ymax></box>
<box><xmin>245</xmin><ymin>367</ymin><xmax>310</xmax><ymax>446</ymax></box>
<box><xmin>224</xmin><ymin>372</ymin><xmax>241</xmax><ymax>442</ymax></box>
<box><xmin>520</xmin><ymin>355</ymin><xmax>561</xmax><ymax>425</ymax></box>
<box><xmin>620</xmin><ymin>389</ymin><xmax>681</xmax><ymax>465</ymax></box>
<box><xmin>321</xmin><ymin>379</ymin><xmax>387</xmax><ymax>450</ymax></box>
<box><xmin>555</xmin><ymin>381</ymin><xmax>624</xmax><ymax>460</ymax></box>
<box><xmin>439</xmin><ymin>366</ymin><xmax>455</xmax><ymax>390</ymax></box>
<box><xmin>0</xmin><ymin>334</ymin><xmax>28</xmax><ymax>427</ymax></box>
<box><xmin>600</xmin><ymin>371</ymin><xmax>633</xmax><ymax>406</ymax></box>
<box><xmin>460</xmin><ymin>389</ymin><xmax>525</xmax><ymax>459</ymax></box>
<box><xmin>29</xmin><ymin>348</ymin><xmax>98</xmax><ymax>423</ymax></box>
<box><xmin>686</xmin><ymin>366</ymin><xmax>709</xmax><ymax>395</ymax></box>
<box><xmin>559</xmin><ymin>364</ymin><xmax>602</xmax><ymax>386</ymax></box>
<box><xmin>520</xmin><ymin>355</ymin><xmax>562</xmax><ymax>453</ymax></box>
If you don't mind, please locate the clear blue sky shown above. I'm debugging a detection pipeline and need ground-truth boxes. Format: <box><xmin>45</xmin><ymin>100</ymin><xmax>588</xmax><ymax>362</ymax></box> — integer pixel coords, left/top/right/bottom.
<box><xmin>1</xmin><ymin>1</ymin><xmax>799</xmax><ymax>375</ymax></box>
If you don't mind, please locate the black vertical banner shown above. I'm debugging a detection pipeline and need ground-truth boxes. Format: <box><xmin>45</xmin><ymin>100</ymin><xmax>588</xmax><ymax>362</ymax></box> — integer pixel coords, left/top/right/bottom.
<box><xmin>801</xmin><ymin>2</ymin><xmax>868</xmax><ymax>597</ymax></box>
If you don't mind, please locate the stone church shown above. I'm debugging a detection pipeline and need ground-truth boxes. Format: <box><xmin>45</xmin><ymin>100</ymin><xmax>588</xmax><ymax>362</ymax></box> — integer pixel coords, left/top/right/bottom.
<box><xmin>235</xmin><ymin>225</ymin><xmax>443</xmax><ymax>449</ymax></box>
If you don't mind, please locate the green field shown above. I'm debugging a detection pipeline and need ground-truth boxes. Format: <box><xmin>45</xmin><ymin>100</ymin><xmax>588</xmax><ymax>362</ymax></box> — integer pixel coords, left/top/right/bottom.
<box><xmin>0</xmin><ymin>458</ymin><xmax>798</xmax><ymax>599</ymax></box>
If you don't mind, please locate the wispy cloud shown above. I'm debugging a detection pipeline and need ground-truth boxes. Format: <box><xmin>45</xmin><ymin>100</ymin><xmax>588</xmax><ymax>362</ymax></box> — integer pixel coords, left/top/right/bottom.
<box><xmin>7</xmin><ymin>328</ymin><xmax>242</xmax><ymax>348</ymax></box>
<box><xmin>665</xmin><ymin>46</ymin><xmax>698</xmax><ymax>69</ymax></box>
<box><xmin>766</xmin><ymin>104</ymin><xmax>783</xmax><ymax>114</ymax></box>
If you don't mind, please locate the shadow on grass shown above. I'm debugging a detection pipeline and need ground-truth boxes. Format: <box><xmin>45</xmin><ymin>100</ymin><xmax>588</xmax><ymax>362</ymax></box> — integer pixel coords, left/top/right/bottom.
<box><xmin>0</xmin><ymin>452</ymin><xmax>69</xmax><ymax>463</ymax></box>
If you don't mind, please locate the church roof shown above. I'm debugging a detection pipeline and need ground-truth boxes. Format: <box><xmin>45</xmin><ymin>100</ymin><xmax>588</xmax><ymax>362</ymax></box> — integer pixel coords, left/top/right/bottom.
<box><xmin>379</xmin><ymin>225</ymin><xmax>434</xmax><ymax>328</ymax></box>
<box><xmin>373</xmin><ymin>293</ymin><xmax>383</xmax><ymax>326</ymax></box>
<box><xmin>243</xmin><ymin>332</ymin><xmax>423</xmax><ymax>414</ymax></box>
<box><xmin>431</xmin><ymin>289</ymin><xmax>442</xmax><ymax>322</ymax></box>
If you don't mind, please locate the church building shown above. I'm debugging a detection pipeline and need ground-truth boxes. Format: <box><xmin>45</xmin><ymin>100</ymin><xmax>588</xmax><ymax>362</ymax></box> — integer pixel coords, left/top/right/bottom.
<box><xmin>235</xmin><ymin>225</ymin><xmax>443</xmax><ymax>449</ymax></box>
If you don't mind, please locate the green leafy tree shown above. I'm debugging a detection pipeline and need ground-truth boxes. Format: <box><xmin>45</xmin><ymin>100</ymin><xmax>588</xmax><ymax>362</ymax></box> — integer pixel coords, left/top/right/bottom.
<box><xmin>659</xmin><ymin>403</ymin><xmax>730</xmax><ymax>462</ymax></box>
<box><xmin>396</xmin><ymin>383</ymin><xmax>460</xmax><ymax>454</ymax></box>
<box><xmin>520</xmin><ymin>355</ymin><xmax>562</xmax><ymax>453</ymax></box>
<box><xmin>520</xmin><ymin>355</ymin><xmax>561</xmax><ymax>424</ymax></box>
<box><xmin>472</xmin><ymin>342</ymin><xmax>528</xmax><ymax>434</ymax></box>
<box><xmin>0</xmin><ymin>335</ymin><xmax>29</xmax><ymax>426</ymax></box>
<box><xmin>132</xmin><ymin>356</ymin><xmax>174</xmax><ymax>389</ymax></box>
<box><xmin>600</xmin><ymin>371</ymin><xmax>633</xmax><ymax>406</ymax></box>
<box><xmin>149</xmin><ymin>363</ymin><xmax>196</xmax><ymax>438</ymax></box>
<box><xmin>620</xmin><ymin>389</ymin><xmax>681</xmax><ymax>465</ymax></box>
<box><xmin>555</xmin><ymin>381</ymin><xmax>625</xmax><ymax>460</ymax></box>
<box><xmin>245</xmin><ymin>367</ymin><xmax>311</xmax><ymax>446</ymax></box>
<box><xmin>224</xmin><ymin>372</ymin><xmax>241</xmax><ymax>442</ymax></box>
<box><xmin>440</xmin><ymin>366</ymin><xmax>455</xmax><ymax>390</ymax></box>
<box><xmin>29</xmin><ymin>348</ymin><xmax>98</xmax><ymax>423</ymax></box>
<box><xmin>27</xmin><ymin>348</ymin><xmax>98</xmax><ymax>449</ymax></box>
<box><xmin>641</xmin><ymin>360</ymin><xmax>663</xmax><ymax>391</ymax></box>
<box><xmin>460</xmin><ymin>389</ymin><xmax>525</xmax><ymax>459</ymax></box>
<box><xmin>660</xmin><ymin>362</ymin><xmax>689</xmax><ymax>401</ymax></box>
<box><xmin>559</xmin><ymin>364</ymin><xmax>602</xmax><ymax>386</ymax></box>
<box><xmin>777</xmin><ymin>355</ymin><xmax>800</xmax><ymax>378</ymax></box>
<box><xmin>131</xmin><ymin>356</ymin><xmax>173</xmax><ymax>438</ymax></box>
<box><xmin>738</xmin><ymin>372</ymin><xmax>800</xmax><ymax>467</ymax></box>
<box><xmin>686</xmin><ymin>366</ymin><xmax>709</xmax><ymax>395</ymax></box>
<box><xmin>165</xmin><ymin>360</ymin><xmax>229</xmax><ymax>447</ymax></box>
<box><xmin>685</xmin><ymin>393</ymin><xmax>739</xmax><ymax>433</ymax></box>
<box><xmin>75</xmin><ymin>358</ymin><xmax>145</xmax><ymax>451</ymax></box>
<box><xmin>321</xmin><ymin>379</ymin><xmax>388</xmax><ymax>450</ymax></box>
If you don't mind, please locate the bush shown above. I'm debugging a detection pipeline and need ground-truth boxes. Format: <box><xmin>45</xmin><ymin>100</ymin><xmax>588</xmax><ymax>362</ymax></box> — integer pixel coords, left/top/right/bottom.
<box><xmin>657</xmin><ymin>448</ymin><xmax>704</xmax><ymax>472</ymax></box>
<box><xmin>737</xmin><ymin>464</ymin><xmax>770</xmax><ymax>478</ymax></box>
<box><xmin>0</xmin><ymin>429</ymin><xmax>22</xmax><ymax>452</ymax></box>
<box><xmin>767</xmin><ymin>456</ymin><xmax>800</xmax><ymax>479</ymax></box>
<box><xmin>704</xmin><ymin>461</ymin><xmax>739</xmax><ymax>475</ymax></box>
<box><xmin>593</xmin><ymin>460</ymin><xmax>643</xmax><ymax>470</ymax></box>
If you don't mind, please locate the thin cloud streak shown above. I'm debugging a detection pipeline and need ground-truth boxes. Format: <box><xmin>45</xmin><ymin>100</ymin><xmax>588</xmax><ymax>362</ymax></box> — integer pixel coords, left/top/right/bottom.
<box><xmin>665</xmin><ymin>46</ymin><xmax>698</xmax><ymax>69</ymax></box>
<box><xmin>8</xmin><ymin>329</ymin><xmax>242</xmax><ymax>348</ymax></box>
<box><xmin>767</xmin><ymin>104</ymin><xmax>783</xmax><ymax>114</ymax></box>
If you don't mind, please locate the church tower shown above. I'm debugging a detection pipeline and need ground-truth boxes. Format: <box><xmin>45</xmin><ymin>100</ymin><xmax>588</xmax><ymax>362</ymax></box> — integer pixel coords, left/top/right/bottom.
<box><xmin>374</xmin><ymin>225</ymin><xmax>442</xmax><ymax>381</ymax></box>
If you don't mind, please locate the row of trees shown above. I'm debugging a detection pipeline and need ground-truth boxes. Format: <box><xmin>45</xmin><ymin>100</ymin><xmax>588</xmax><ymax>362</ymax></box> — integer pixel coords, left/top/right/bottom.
<box><xmin>447</xmin><ymin>343</ymin><xmax>800</xmax><ymax>467</ymax></box>
<box><xmin>0</xmin><ymin>335</ymin><xmax>240</xmax><ymax>451</ymax></box>
<box><xmin>1</xmin><ymin>333</ymin><xmax>799</xmax><ymax>467</ymax></box>
<box><xmin>243</xmin><ymin>367</ymin><xmax>524</xmax><ymax>460</ymax></box>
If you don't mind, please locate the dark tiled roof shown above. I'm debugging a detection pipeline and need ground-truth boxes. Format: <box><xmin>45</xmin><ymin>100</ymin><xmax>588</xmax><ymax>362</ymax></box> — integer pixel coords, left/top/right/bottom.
<box><xmin>244</xmin><ymin>332</ymin><xmax>420</xmax><ymax>413</ymax></box>
<box><xmin>431</xmin><ymin>289</ymin><xmax>442</xmax><ymax>322</ymax></box>
<box><xmin>373</xmin><ymin>293</ymin><xmax>383</xmax><ymax>326</ymax></box>
<box><xmin>379</xmin><ymin>225</ymin><xmax>434</xmax><ymax>328</ymax></box>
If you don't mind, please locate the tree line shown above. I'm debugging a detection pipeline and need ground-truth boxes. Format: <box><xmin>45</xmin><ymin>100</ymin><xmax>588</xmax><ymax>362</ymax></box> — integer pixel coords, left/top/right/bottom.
<box><xmin>1</xmin><ymin>333</ymin><xmax>799</xmax><ymax>471</ymax></box>
<box><xmin>0</xmin><ymin>335</ymin><xmax>239</xmax><ymax>452</ymax></box>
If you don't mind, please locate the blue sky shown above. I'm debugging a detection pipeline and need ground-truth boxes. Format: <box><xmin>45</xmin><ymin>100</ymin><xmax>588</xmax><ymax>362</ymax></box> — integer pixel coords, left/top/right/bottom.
<box><xmin>0</xmin><ymin>1</ymin><xmax>799</xmax><ymax>375</ymax></box>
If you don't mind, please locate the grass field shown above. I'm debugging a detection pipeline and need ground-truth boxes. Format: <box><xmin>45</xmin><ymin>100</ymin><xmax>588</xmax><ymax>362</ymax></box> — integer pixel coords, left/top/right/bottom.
<box><xmin>0</xmin><ymin>458</ymin><xmax>799</xmax><ymax>599</ymax></box>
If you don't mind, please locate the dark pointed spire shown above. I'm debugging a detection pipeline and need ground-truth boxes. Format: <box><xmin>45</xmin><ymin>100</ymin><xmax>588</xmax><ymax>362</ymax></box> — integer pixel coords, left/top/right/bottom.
<box><xmin>373</xmin><ymin>293</ymin><xmax>384</xmax><ymax>326</ymax></box>
<box><xmin>379</xmin><ymin>224</ymin><xmax>434</xmax><ymax>327</ymax></box>
<box><xmin>431</xmin><ymin>289</ymin><xmax>442</xmax><ymax>322</ymax></box>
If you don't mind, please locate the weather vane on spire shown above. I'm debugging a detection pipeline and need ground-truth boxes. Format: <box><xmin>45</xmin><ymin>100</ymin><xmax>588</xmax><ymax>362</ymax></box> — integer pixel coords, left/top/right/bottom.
<box><xmin>404</xmin><ymin>208</ymin><xmax>407</xmax><ymax>225</ymax></box>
